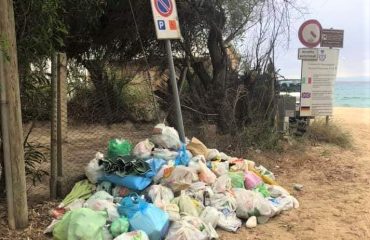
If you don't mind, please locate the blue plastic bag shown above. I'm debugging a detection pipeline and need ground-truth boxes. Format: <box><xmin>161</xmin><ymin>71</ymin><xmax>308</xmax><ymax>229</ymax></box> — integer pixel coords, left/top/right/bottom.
<box><xmin>144</xmin><ymin>158</ymin><xmax>166</xmax><ymax>178</ymax></box>
<box><xmin>175</xmin><ymin>144</ymin><xmax>190</xmax><ymax>166</ymax></box>
<box><xmin>101</xmin><ymin>174</ymin><xmax>152</xmax><ymax>191</ymax></box>
<box><xmin>118</xmin><ymin>194</ymin><xmax>169</xmax><ymax>240</ymax></box>
<box><xmin>118</xmin><ymin>193</ymin><xmax>148</xmax><ymax>218</ymax></box>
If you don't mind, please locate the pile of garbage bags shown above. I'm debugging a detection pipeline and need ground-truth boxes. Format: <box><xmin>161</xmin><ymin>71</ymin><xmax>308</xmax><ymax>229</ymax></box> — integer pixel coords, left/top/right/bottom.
<box><xmin>46</xmin><ymin>123</ymin><xmax>299</xmax><ymax>240</ymax></box>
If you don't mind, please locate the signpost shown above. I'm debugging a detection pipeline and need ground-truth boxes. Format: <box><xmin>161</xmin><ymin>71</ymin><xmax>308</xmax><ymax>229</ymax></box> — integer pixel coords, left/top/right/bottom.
<box><xmin>150</xmin><ymin>0</ymin><xmax>182</xmax><ymax>40</ymax></box>
<box><xmin>298</xmin><ymin>48</ymin><xmax>318</xmax><ymax>60</ymax></box>
<box><xmin>297</xmin><ymin>20</ymin><xmax>343</xmax><ymax>120</ymax></box>
<box><xmin>299</xmin><ymin>48</ymin><xmax>339</xmax><ymax>117</ymax></box>
<box><xmin>150</xmin><ymin>0</ymin><xmax>185</xmax><ymax>142</ymax></box>
<box><xmin>321</xmin><ymin>29</ymin><xmax>344</xmax><ymax>48</ymax></box>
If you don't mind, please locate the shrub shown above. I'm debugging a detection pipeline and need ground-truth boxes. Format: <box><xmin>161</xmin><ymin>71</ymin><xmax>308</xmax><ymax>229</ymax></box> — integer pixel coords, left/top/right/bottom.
<box><xmin>305</xmin><ymin>120</ymin><xmax>352</xmax><ymax>148</ymax></box>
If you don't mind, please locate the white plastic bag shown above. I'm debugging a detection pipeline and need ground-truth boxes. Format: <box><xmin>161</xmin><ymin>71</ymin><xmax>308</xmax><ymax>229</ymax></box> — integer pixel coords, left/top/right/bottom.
<box><xmin>206</xmin><ymin>149</ymin><xmax>220</xmax><ymax>161</ymax></box>
<box><xmin>85</xmin><ymin>152</ymin><xmax>104</xmax><ymax>184</ymax></box>
<box><xmin>188</xmin><ymin>155</ymin><xmax>206</xmax><ymax>173</ymax></box>
<box><xmin>133</xmin><ymin>139</ymin><xmax>154</xmax><ymax>159</ymax></box>
<box><xmin>210</xmin><ymin>161</ymin><xmax>229</xmax><ymax>177</ymax></box>
<box><xmin>212</xmin><ymin>175</ymin><xmax>232</xmax><ymax>193</ymax></box>
<box><xmin>84</xmin><ymin>198</ymin><xmax>119</xmax><ymax>222</ymax></box>
<box><xmin>114</xmin><ymin>230</ymin><xmax>149</xmax><ymax>240</ymax></box>
<box><xmin>152</xmin><ymin>149</ymin><xmax>178</xmax><ymax>162</ymax></box>
<box><xmin>103</xmin><ymin>226</ymin><xmax>114</xmax><ymax>240</ymax></box>
<box><xmin>171</xmin><ymin>194</ymin><xmax>203</xmax><ymax>217</ymax></box>
<box><xmin>44</xmin><ymin>219</ymin><xmax>60</xmax><ymax>234</ymax></box>
<box><xmin>182</xmin><ymin>216</ymin><xmax>219</xmax><ymax>239</ymax></box>
<box><xmin>204</xmin><ymin>222</ymin><xmax>219</xmax><ymax>239</ymax></box>
<box><xmin>165</xmin><ymin>220</ymin><xmax>207</xmax><ymax>240</ymax></box>
<box><xmin>198</xmin><ymin>161</ymin><xmax>217</xmax><ymax>184</ymax></box>
<box><xmin>210</xmin><ymin>192</ymin><xmax>236</xmax><ymax>212</ymax></box>
<box><xmin>163</xmin><ymin>203</ymin><xmax>181</xmax><ymax>221</ymax></box>
<box><xmin>185</xmin><ymin>182</ymin><xmax>207</xmax><ymax>203</ymax></box>
<box><xmin>217</xmin><ymin>211</ymin><xmax>242</xmax><ymax>232</ymax></box>
<box><xmin>233</xmin><ymin>188</ymin><xmax>272</xmax><ymax>219</ymax></box>
<box><xmin>89</xmin><ymin>190</ymin><xmax>114</xmax><ymax>202</ymax></box>
<box><xmin>200</xmin><ymin>206</ymin><xmax>220</xmax><ymax>228</ymax></box>
<box><xmin>151</xmin><ymin>124</ymin><xmax>181</xmax><ymax>150</ymax></box>
<box><xmin>148</xmin><ymin>185</ymin><xmax>174</xmax><ymax>208</ymax></box>
<box><xmin>161</xmin><ymin>166</ymin><xmax>195</xmax><ymax>192</ymax></box>
<box><xmin>153</xmin><ymin>165</ymin><xmax>168</xmax><ymax>183</ymax></box>
<box><xmin>269</xmin><ymin>195</ymin><xmax>299</xmax><ymax>216</ymax></box>
<box><xmin>65</xmin><ymin>199</ymin><xmax>85</xmax><ymax>211</ymax></box>
<box><xmin>268</xmin><ymin>185</ymin><xmax>290</xmax><ymax>198</ymax></box>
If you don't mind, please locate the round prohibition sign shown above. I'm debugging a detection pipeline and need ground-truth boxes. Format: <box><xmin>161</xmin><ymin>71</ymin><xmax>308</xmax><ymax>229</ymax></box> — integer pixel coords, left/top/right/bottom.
<box><xmin>298</xmin><ymin>19</ymin><xmax>322</xmax><ymax>48</ymax></box>
<box><xmin>155</xmin><ymin>0</ymin><xmax>173</xmax><ymax>17</ymax></box>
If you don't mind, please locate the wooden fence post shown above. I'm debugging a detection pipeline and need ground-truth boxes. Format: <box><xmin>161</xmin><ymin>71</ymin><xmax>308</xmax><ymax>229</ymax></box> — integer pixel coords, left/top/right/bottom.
<box><xmin>56</xmin><ymin>53</ymin><xmax>67</xmax><ymax>197</ymax></box>
<box><xmin>50</xmin><ymin>53</ymin><xmax>58</xmax><ymax>199</ymax></box>
<box><xmin>0</xmin><ymin>0</ymin><xmax>29</xmax><ymax>229</ymax></box>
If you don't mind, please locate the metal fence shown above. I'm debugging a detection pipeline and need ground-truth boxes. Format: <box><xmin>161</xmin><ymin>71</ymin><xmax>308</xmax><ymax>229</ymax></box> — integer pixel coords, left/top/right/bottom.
<box><xmin>22</xmin><ymin>52</ymin><xmax>165</xmax><ymax>198</ymax></box>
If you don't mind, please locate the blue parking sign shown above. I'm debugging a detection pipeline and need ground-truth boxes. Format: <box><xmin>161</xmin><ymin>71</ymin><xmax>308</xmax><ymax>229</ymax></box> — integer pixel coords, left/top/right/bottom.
<box><xmin>158</xmin><ymin>20</ymin><xmax>166</xmax><ymax>30</ymax></box>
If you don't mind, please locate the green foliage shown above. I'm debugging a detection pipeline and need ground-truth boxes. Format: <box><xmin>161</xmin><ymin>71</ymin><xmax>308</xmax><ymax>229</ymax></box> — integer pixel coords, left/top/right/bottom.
<box><xmin>21</xmin><ymin>61</ymin><xmax>51</xmax><ymax>122</ymax></box>
<box><xmin>305</xmin><ymin>120</ymin><xmax>352</xmax><ymax>148</ymax></box>
<box><xmin>14</xmin><ymin>0</ymin><xmax>67</xmax><ymax>65</ymax></box>
<box><xmin>68</xmin><ymin>67</ymin><xmax>129</xmax><ymax>123</ymax></box>
<box><xmin>23</xmin><ymin>124</ymin><xmax>49</xmax><ymax>185</ymax></box>
<box><xmin>242</xmin><ymin>121</ymin><xmax>282</xmax><ymax>151</ymax></box>
<box><xmin>24</xmin><ymin>141</ymin><xmax>49</xmax><ymax>186</ymax></box>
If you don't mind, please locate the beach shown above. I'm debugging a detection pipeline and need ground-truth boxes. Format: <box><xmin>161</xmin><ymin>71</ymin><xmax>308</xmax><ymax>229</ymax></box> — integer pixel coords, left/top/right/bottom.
<box><xmin>220</xmin><ymin>107</ymin><xmax>370</xmax><ymax>239</ymax></box>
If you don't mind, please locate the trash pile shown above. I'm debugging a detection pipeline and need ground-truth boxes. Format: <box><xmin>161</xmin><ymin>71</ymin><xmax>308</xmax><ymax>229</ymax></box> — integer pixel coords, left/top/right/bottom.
<box><xmin>46</xmin><ymin>124</ymin><xmax>299</xmax><ymax>240</ymax></box>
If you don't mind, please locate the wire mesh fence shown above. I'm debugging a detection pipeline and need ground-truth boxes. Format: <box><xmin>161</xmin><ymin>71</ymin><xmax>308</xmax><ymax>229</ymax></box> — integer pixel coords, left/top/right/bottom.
<box><xmin>20</xmin><ymin>52</ymin><xmax>167</xmax><ymax>197</ymax></box>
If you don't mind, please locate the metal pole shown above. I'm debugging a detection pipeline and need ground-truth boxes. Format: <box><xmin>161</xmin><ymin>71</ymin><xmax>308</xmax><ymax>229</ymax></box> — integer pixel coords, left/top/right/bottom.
<box><xmin>326</xmin><ymin>116</ymin><xmax>329</xmax><ymax>125</ymax></box>
<box><xmin>165</xmin><ymin>40</ymin><xmax>185</xmax><ymax>142</ymax></box>
<box><xmin>0</xmin><ymin>51</ymin><xmax>16</xmax><ymax>230</ymax></box>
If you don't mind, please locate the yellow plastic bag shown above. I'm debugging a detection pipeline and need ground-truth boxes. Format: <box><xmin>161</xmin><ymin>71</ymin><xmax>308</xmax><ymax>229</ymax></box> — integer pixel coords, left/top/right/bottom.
<box><xmin>250</xmin><ymin>168</ymin><xmax>278</xmax><ymax>185</ymax></box>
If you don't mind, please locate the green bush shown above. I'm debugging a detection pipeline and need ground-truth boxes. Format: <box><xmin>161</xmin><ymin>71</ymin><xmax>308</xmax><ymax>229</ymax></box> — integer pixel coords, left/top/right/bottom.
<box><xmin>242</xmin><ymin>121</ymin><xmax>282</xmax><ymax>151</ymax></box>
<box><xmin>305</xmin><ymin>120</ymin><xmax>352</xmax><ymax>148</ymax></box>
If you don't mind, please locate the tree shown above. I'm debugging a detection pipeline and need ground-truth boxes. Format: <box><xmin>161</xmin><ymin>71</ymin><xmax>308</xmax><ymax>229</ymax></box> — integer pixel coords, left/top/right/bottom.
<box><xmin>173</xmin><ymin>0</ymin><xmax>298</xmax><ymax>132</ymax></box>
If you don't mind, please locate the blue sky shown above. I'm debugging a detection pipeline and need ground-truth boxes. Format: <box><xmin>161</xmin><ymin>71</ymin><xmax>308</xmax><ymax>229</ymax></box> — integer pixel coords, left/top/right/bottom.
<box><xmin>275</xmin><ymin>0</ymin><xmax>370</xmax><ymax>80</ymax></box>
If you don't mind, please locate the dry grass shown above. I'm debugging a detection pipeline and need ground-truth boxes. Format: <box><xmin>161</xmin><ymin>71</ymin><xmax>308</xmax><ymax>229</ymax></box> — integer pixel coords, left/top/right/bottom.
<box><xmin>305</xmin><ymin>120</ymin><xmax>352</xmax><ymax>148</ymax></box>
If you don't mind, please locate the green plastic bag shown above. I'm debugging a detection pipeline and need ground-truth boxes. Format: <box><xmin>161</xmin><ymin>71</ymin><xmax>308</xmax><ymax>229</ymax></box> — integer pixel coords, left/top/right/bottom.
<box><xmin>110</xmin><ymin>216</ymin><xmax>129</xmax><ymax>237</ymax></box>
<box><xmin>107</xmin><ymin>139</ymin><xmax>132</xmax><ymax>160</ymax></box>
<box><xmin>53</xmin><ymin>208</ymin><xmax>107</xmax><ymax>240</ymax></box>
<box><xmin>253</xmin><ymin>183</ymin><xmax>270</xmax><ymax>198</ymax></box>
<box><xmin>228</xmin><ymin>172</ymin><xmax>245</xmax><ymax>189</ymax></box>
<box><xmin>61</xmin><ymin>180</ymin><xmax>94</xmax><ymax>207</ymax></box>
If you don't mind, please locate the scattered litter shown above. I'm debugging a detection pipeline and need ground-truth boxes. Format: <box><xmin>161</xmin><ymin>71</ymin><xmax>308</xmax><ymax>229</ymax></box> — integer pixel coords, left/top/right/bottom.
<box><xmin>246</xmin><ymin>216</ymin><xmax>257</xmax><ymax>228</ymax></box>
<box><xmin>46</xmin><ymin>123</ymin><xmax>299</xmax><ymax>239</ymax></box>
<box><xmin>293</xmin><ymin>183</ymin><xmax>304</xmax><ymax>191</ymax></box>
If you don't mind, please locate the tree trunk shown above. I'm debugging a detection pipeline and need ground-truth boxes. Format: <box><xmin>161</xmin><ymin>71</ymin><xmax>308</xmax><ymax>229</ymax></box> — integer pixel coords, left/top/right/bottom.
<box><xmin>207</xmin><ymin>26</ymin><xmax>229</xmax><ymax>132</ymax></box>
<box><xmin>83</xmin><ymin>60</ymin><xmax>114</xmax><ymax>124</ymax></box>
<box><xmin>0</xmin><ymin>0</ymin><xmax>29</xmax><ymax>229</ymax></box>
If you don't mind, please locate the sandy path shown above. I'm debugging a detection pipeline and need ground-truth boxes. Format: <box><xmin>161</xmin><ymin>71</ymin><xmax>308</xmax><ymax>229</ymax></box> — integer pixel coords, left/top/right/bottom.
<box><xmin>220</xmin><ymin>107</ymin><xmax>370</xmax><ymax>239</ymax></box>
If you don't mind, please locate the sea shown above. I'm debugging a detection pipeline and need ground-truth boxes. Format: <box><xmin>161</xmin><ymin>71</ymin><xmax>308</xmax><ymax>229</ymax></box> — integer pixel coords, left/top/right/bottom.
<box><xmin>334</xmin><ymin>81</ymin><xmax>370</xmax><ymax>108</ymax></box>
